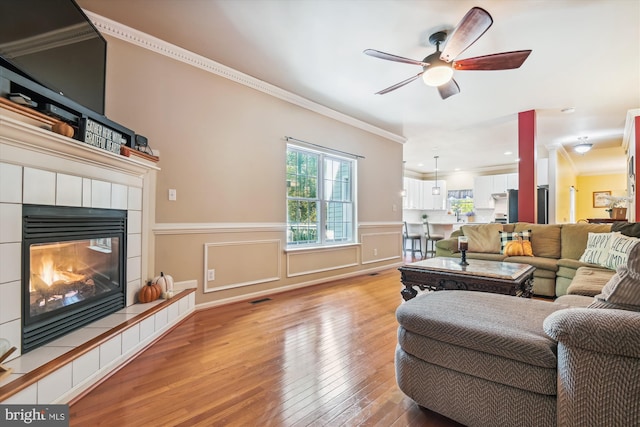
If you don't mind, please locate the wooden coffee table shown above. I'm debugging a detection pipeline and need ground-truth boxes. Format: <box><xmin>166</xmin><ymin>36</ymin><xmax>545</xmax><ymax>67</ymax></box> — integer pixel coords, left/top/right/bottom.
<box><xmin>398</xmin><ymin>257</ymin><xmax>535</xmax><ymax>301</ymax></box>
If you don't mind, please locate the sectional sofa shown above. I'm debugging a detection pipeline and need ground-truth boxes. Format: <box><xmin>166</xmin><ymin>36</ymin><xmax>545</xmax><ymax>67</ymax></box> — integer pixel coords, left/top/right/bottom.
<box><xmin>397</xmin><ymin>238</ymin><xmax>640</xmax><ymax>426</ymax></box>
<box><xmin>434</xmin><ymin>222</ymin><xmax>640</xmax><ymax>297</ymax></box>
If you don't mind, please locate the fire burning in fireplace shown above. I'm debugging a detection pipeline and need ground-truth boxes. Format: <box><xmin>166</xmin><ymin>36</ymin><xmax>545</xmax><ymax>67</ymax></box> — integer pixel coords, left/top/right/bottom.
<box><xmin>35</xmin><ymin>254</ymin><xmax>88</xmax><ymax>290</ymax></box>
<box><xmin>28</xmin><ymin>240</ymin><xmax>116</xmax><ymax>317</ymax></box>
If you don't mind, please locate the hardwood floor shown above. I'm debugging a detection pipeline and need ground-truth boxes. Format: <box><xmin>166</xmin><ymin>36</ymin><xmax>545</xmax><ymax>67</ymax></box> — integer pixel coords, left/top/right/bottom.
<box><xmin>70</xmin><ymin>258</ymin><xmax>463</xmax><ymax>426</ymax></box>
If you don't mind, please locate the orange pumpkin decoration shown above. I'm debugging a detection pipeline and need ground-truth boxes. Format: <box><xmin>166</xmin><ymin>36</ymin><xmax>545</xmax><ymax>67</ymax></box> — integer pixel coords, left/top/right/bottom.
<box><xmin>138</xmin><ymin>281</ymin><xmax>162</xmax><ymax>303</ymax></box>
<box><xmin>52</xmin><ymin>121</ymin><xmax>75</xmax><ymax>138</ymax></box>
<box><xmin>504</xmin><ymin>235</ymin><xmax>533</xmax><ymax>257</ymax></box>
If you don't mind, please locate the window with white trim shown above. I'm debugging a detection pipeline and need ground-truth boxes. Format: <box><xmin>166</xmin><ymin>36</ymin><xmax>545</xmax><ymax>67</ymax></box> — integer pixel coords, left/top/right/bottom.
<box><xmin>286</xmin><ymin>144</ymin><xmax>355</xmax><ymax>247</ymax></box>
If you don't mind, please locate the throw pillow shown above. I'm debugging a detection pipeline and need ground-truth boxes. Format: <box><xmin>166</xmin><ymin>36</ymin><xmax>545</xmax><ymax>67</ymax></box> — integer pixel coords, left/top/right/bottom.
<box><xmin>503</xmin><ymin>238</ymin><xmax>533</xmax><ymax>257</ymax></box>
<box><xmin>611</xmin><ymin>221</ymin><xmax>640</xmax><ymax>238</ymax></box>
<box><xmin>461</xmin><ymin>223</ymin><xmax>504</xmax><ymax>253</ymax></box>
<box><xmin>603</xmin><ymin>234</ymin><xmax>640</xmax><ymax>270</ymax></box>
<box><xmin>516</xmin><ymin>223</ymin><xmax>561</xmax><ymax>259</ymax></box>
<box><xmin>499</xmin><ymin>230</ymin><xmax>532</xmax><ymax>255</ymax></box>
<box><xmin>589</xmin><ymin>243</ymin><xmax>640</xmax><ymax>312</ymax></box>
<box><xmin>579</xmin><ymin>232</ymin><xmax>618</xmax><ymax>267</ymax></box>
<box><xmin>588</xmin><ymin>270</ymin><xmax>640</xmax><ymax>311</ymax></box>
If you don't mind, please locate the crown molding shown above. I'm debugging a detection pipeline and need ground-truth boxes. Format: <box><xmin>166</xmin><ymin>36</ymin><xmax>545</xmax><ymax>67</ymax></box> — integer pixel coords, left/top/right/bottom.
<box><xmin>83</xmin><ymin>11</ymin><xmax>405</xmax><ymax>145</ymax></box>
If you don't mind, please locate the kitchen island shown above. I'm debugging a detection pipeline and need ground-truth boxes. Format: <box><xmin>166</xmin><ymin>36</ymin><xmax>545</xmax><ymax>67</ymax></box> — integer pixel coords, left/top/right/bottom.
<box><xmin>428</xmin><ymin>221</ymin><xmax>491</xmax><ymax>239</ymax></box>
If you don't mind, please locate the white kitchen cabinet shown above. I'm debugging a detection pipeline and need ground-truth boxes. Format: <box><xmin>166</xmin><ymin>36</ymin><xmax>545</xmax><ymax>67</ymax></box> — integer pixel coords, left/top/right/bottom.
<box><xmin>403</xmin><ymin>178</ymin><xmax>447</xmax><ymax>210</ymax></box>
<box><xmin>492</xmin><ymin>174</ymin><xmax>508</xmax><ymax>194</ymax></box>
<box><xmin>403</xmin><ymin>177</ymin><xmax>422</xmax><ymax>209</ymax></box>
<box><xmin>422</xmin><ymin>180</ymin><xmax>447</xmax><ymax>210</ymax></box>
<box><xmin>474</xmin><ymin>176</ymin><xmax>494</xmax><ymax>209</ymax></box>
<box><xmin>474</xmin><ymin>173</ymin><xmax>518</xmax><ymax>209</ymax></box>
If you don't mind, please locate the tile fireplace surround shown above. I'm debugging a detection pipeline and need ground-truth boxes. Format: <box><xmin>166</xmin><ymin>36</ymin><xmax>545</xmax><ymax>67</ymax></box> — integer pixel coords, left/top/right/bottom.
<box><xmin>0</xmin><ymin>107</ymin><xmax>195</xmax><ymax>403</ymax></box>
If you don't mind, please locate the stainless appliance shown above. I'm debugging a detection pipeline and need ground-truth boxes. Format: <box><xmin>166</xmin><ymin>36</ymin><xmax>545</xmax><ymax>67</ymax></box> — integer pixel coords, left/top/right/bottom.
<box><xmin>507</xmin><ymin>189</ymin><xmax>518</xmax><ymax>223</ymax></box>
<box><xmin>494</xmin><ymin>212</ymin><xmax>508</xmax><ymax>224</ymax></box>
<box><xmin>537</xmin><ymin>186</ymin><xmax>549</xmax><ymax>224</ymax></box>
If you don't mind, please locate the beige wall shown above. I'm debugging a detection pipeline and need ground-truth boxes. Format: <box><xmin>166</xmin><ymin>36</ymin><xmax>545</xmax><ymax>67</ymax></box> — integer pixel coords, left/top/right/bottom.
<box><xmin>101</xmin><ymin>36</ymin><xmax>404</xmax><ymax>305</ymax></box>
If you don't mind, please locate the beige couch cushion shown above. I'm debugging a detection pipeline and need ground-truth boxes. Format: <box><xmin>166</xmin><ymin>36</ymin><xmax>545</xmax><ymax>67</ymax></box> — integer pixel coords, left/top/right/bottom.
<box><xmin>560</xmin><ymin>223</ymin><xmax>612</xmax><ymax>260</ymax></box>
<box><xmin>504</xmin><ymin>256</ymin><xmax>558</xmax><ymax>273</ymax></box>
<box><xmin>461</xmin><ymin>223</ymin><xmax>504</xmax><ymax>253</ymax></box>
<box><xmin>515</xmin><ymin>223</ymin><xmax>562</xmax><ymax>259</ymax></box>
<box><xmin>567</xmin><ymin>267</ymin><xmax>615</xmax><ymax>296</ymax></box>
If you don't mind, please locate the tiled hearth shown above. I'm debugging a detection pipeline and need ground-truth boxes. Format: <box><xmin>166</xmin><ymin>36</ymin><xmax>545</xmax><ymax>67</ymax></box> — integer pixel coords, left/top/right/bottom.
<box><xmin>0</xmin><ymin>106</ymin><xmax>195</xmax><ymax>403</ymax></box>
<box><xmin>0</xmin><ymin>290</ymin><xmax>195</xmax><ymax>404</ymax></box>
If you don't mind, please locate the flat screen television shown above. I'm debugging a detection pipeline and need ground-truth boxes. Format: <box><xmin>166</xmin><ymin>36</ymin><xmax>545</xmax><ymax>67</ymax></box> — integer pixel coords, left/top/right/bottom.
<box><xmin>0</xmin><ymin>0</ymin><xmax>106</xmax><ymax>115</ymax></box>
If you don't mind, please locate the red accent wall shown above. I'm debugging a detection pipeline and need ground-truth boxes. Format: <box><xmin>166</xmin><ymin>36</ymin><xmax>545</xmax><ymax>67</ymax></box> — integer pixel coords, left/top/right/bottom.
<box><xmin>518</xmin><ymin>110</ymin><xmax>536</xmax><ymax>223</ymax></box>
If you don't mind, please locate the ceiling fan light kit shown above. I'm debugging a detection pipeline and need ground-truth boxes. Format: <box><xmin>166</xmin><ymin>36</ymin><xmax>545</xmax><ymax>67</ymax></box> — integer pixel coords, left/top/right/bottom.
<box><xmin>422</xmin><ymin>63</ymin><xmax>454</xmax><ymax>87</ymax></box>
<box><xmin>364</xmin><ymin>7</ymin><xmax>532</xmax><ymax>99</ymax></box>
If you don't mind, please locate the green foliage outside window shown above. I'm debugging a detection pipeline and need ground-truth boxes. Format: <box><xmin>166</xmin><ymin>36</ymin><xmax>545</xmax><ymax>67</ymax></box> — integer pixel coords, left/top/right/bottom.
<box><xmin>286</xmin><ymin>146</ymin><xmax>354</xmax><ymax>246</ymax></box>
<box><xmin>448</xmin><ymin>189</ymin><xmax>474</xmax><ymax>214</ymax></box>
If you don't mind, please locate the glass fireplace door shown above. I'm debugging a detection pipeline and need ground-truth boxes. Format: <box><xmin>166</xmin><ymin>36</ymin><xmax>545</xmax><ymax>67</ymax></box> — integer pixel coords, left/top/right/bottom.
<box><xmin>22</xmin><ymin>204</ymin><xmax>127</xmax><ymax>352</ymax></box>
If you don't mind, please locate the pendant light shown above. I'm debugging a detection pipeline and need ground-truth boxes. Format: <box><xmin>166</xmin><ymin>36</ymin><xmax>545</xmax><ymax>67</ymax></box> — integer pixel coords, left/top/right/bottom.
<box><xmin>432</xmin><ymin>156</ymin><xmax>440</xmax><ymax>195</ymax></box>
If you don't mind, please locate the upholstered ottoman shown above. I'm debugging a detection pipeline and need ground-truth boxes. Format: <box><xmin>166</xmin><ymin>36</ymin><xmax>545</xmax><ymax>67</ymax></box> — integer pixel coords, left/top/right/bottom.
<box><xmin>395</xmin><ymin>291</ymin><xmax>567</xmax><ymax>427</ymax></box>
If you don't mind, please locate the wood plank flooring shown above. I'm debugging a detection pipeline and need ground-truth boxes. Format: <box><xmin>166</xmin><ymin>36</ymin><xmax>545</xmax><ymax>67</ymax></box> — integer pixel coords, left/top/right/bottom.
<box><xmin>70</xmin><ymin>258</ymin><xmax>464</xmax><ymax>426</ymax></box>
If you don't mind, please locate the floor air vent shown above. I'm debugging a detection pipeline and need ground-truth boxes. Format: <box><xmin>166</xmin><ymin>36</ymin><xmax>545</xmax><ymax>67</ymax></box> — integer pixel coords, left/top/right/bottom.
<box><xmin>250</xmin><ymin>298</ymin><xmax>272</xmax><ymax>304</ymax></box>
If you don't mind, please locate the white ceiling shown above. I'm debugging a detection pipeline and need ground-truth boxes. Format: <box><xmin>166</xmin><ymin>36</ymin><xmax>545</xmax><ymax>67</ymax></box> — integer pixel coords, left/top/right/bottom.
<box><xmin>77</xmin><ymin>0</ymin><xmax>640</xmax><ymax>177</ymax></box>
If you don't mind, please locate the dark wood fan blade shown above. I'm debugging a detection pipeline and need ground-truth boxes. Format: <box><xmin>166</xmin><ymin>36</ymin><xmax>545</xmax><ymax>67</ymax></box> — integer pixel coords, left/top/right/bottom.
<box><xmin>453</xmin><ymin>50</ymin><xmax>532</xmax><ymax>70</ymax></box>
<box><xmin>364</xmin><ymin>49</ymin><xmax>429</xmax><ymax>67</ymax></box>
<box><xmin>375</xmin><ymin>72</ymin><xmax>424</xmax><ymax>94</ymax></box>
<box><xmin>440</xmin><ymin>7</ymin><xmax>493</xmax><ymax>63</ymax></box>
<box><xmin>437</xmin><ymin>78</ymin><xmax>460</xmax><ymax>100</ymax></box>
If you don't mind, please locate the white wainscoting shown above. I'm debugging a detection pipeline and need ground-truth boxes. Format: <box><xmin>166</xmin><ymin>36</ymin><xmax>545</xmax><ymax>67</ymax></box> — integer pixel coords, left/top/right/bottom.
<box><xmin>203</xmin><ymin>239</ymin><xmax>281</xmax><ymax>293</ymax></box>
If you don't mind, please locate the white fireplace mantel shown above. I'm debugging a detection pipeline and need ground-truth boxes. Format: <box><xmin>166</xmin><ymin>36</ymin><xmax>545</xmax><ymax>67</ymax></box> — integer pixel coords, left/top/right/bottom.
<box><xmin>0</xmin><ymin>106</ymin><xmax>190</xmax><ymax>404</ymax></box>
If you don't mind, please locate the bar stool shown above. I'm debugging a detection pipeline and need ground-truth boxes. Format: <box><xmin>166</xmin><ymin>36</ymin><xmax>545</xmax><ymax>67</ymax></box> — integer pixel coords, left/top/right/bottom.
<box><xmin>424</xmin><ymin>222</ymin><xmax>444</xmax><ymax>257</ymax></box>
<box><xmin>403</xmin><ymin>222</ymin><xmax>422</xmax><ymax>258</ymax></box>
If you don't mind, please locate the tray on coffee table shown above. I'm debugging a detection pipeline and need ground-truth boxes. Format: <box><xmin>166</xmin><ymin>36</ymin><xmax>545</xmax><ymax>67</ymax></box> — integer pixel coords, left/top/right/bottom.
<box><xmin>398</xmin><ymin>257</ymin><xmax>535</xmax><ymax>301</ymax></box>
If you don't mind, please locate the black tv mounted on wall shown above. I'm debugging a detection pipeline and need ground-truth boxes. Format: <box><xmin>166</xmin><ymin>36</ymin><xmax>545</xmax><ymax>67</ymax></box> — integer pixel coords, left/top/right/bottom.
<box><xmin>0</xmin><ymin>0</ymin><xmax>134</xmax><ymax>149</ymax></box>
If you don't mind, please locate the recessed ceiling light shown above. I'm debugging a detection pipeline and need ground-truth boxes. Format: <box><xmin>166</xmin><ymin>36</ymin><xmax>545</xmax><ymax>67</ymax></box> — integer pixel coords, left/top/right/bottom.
<box><xmin>561</xmin><ymin>107</ymin><xmax>576</xmax><ymax>114</ymax></box>
<box><xmin>504</xmin><ymin>151</ymin><xmax>512</xmax><ymax>155</ymax></box>
<box><xmin>454</xmin><ymin>167</ymin><xmax>460</xmax><ymax>171</ymax></box>
<box><xmin>417</xmin><ymin>163</ymin><xmax>424</xmax><ymax>167</ymax></box>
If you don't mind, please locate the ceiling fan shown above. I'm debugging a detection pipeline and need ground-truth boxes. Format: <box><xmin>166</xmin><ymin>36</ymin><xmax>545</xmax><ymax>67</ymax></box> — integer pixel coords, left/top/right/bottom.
<box><xmin>364</xmin><ymin>7</ymin><xmax>532</xmax><ymax>99</ymax></box>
